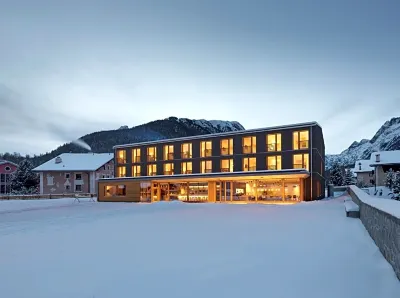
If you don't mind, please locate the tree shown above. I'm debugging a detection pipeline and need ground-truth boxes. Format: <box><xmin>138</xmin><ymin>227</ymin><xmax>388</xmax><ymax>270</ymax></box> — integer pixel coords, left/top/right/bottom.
<box><xmin>329</xmin><ymin>162</ymin><xmax>344</xmax><ymax>186</ymax></box>
<box><xmin>10</xmin><ymin>159</ymin><xmax>39</xmax><ymax>194</ymax></box>
<box><xmin>392</xmin><ymin>171</ymin><xmax>400</xmax><ymax>195</ymax></box>
<box><xmin>344</xmin><ymin>169</ymin><xmax>355</xmax><ymax>186</ymax></box>
<box><xmin>385</xmin><ymin>168</ymin><xmax>396</xmax><ymax>190</ymax></box>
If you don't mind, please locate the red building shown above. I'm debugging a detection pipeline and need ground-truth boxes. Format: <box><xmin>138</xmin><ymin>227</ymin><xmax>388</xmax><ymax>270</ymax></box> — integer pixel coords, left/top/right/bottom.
<box><xmin>0</xmin><ymin>160</ymin><xmax>18</xmax><ymax>194</ymax></box>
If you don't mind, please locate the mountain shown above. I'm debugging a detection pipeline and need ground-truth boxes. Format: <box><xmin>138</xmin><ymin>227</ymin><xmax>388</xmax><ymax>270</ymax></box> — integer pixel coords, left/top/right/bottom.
<box><xmin>0</xmin><ymin>117</ymin><xmax>245</xmax><ymax>167</ymax></box>
<box><xmin>326</xmin><ymin>117</ymin><xmax>400</xmax><ymax>169</ymax></box>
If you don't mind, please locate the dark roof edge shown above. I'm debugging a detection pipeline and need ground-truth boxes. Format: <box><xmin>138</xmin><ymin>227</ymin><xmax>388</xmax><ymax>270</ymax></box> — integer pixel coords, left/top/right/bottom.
<box><xmin>113</xmin><ymin>121</ymin><xmax>321</xmax><ymax>149</ymax></box>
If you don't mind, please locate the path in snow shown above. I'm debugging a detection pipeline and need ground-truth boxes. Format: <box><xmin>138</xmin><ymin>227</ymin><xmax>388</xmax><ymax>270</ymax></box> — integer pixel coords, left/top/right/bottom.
<box><xmin>0</xmin><ymin>197</ymin><xmax>399</xmax><ymax>298</ymax></box>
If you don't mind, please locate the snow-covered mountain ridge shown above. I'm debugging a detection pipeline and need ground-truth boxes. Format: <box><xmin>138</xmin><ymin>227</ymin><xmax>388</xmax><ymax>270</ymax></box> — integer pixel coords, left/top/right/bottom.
<box><xmin>326</xmin><ymin>117</ymin><xmax>400</xmax><ymax>169</ymax></box>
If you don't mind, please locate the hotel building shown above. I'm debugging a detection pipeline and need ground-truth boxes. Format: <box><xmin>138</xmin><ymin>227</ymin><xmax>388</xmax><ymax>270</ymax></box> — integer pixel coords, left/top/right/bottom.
<box><xmin>98</xmin><ymin>121</ymin><xmax>325</xmax><ymax>203</ymax></box>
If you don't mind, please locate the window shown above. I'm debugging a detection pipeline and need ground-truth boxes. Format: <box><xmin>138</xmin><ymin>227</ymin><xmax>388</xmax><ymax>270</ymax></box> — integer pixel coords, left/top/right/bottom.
<box><xmin>117</xmin><ymin>149</ymin><xmax>126</xmax><ymax>164</ymax></box>
<box><xmin>147</xmin><ymin>164</ymin><xmax>157</xmax><ymax>176</ymax></box>
<box><xmin>220</xmin><ymin>138</ymin><xmax>233</xmax><ymax>155</ymax></box>
<box><xmin>164</xmin><ymin>163</ymin><xmax>174</xmax><ymax>175</ymax></box>
<box><xmin>65</xmin><ymin>185</ymin><xmax>70</xmax><ymax>191</ymax></box>
<box><xmin>243</xmin><ymin>157</ymin><xmax>256</xmax><ymax>171</ymax></box>
<box><xmin>65</xmin><ymin>173</ymin><xmax>70</xmax><ymax>179</ymax></box>
<box><xmin>132</xmin><ymin>165</ymin><xmax>141</xmax><ymax>177</ymax></box>
<box><xmin>75</xmin><ymin>185</ymin><xmax>82</xmax><ymax>192</ymax></box>
<box><xmin>181</xmin><ymin>162</ymin><xmax>192</xmax><ymax>174</ymax></box>
<box><xmin>164</xmin><ymin>145</ymin><xmax>174</xmax><ymax>160</ymax></box>
<box><xmin>132</xmin><ymin>148</ymin><xmax>141</xmax><ymax>163</ymax></box>
<box><xmin>293</xmin><ymin>131</ymin><xmax>309</xmax><ymax>150</ymax></box>
<box><xmin>5</xmin><ymin>166</ymin><xmax>11</xmax><ymax>172</ymax></box>
<box><xmin>75</xmin><ymin>173</ymin><xmax>82</xmax><ymax>180</ymax></box>
<box><xmin>116</xmin><ymin>166</ymin><xmax>126</xmax><ymax>177</ymax></box>
<box><xmin>267</xmin><ymin>133</ymin><xmax>281</xmax><ymax>151</ymax></box>
<box><xmin>181</xmin><ymin>143</ymin><xmax>192</xmax><ymax>159</ymax></box>
<box><xmin>267</xmin><ymin>156</ymin><xmax>282</xmax><ymax>170</ymax></box>
<box><xmin>293</xmin><ymin>154</ymin><xmax>309</xmax><ymax>170</ymax></box>
<box><xmin>147</xmin><ymin>147</ymin><xmax>157</xmax><ymax>162</ymax></box>
<box><xmin>242</xmin><ymin>136</ymin><xmax>256</xmax><ymax>153</ymax></box>
<box><xmin>221</xmin><ymin>159</ymin><xmax>234</xmax><ymax>172</ymax></box>
<box><xmin>104</xmin><ymin>185</ymin><xmax>126</xmax><ymax>197</ymax></box>
<box><xmin>201</xmin><ymin>160</ymin><xmax>212</xmax><ymax>173</ymax></box>
<box><xmin>200</xmin><ymin>141</ymin><xmax>212</xmax><ymax>157</ymax></box>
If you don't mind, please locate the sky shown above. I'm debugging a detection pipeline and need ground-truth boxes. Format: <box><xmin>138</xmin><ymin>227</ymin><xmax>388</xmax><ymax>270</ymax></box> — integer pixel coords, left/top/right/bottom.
<box><xmin>0</xmin><ymin>0</ymin><xmax>399</xmax><ymax>156</ymax></box>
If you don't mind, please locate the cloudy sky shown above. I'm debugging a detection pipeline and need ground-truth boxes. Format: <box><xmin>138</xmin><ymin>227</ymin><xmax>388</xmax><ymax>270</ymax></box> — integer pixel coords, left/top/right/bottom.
<box><xmin>1</xmin><ymin>0</ymin><xmax>399</xmax><ymax>155</ymax></box>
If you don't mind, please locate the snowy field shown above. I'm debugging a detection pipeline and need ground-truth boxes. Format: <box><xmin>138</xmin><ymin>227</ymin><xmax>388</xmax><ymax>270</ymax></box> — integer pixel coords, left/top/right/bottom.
<box><xmin>0</xmin><ymin>197</ymin><xmax>399</xmax><ymax>298</ymax></box>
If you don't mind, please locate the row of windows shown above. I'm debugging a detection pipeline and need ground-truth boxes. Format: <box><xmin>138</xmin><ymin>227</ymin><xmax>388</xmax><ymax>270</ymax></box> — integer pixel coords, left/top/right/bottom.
<box><xmin>117</xmin><ymin>131</ymin><xmax>309</xmax><ymax>164</ymax></box>
<box><xmin>116</xmin><ymin>154</ymin><xmax>309</xmax><ymax>177</ymax></box>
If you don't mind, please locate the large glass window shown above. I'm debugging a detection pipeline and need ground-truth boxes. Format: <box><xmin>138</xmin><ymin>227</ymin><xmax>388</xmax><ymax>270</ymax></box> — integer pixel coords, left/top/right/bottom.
<box><xmin>181</xmin><ymin>162</ymin><xmax>192</xmax><ymax>174</ymax></box>
<box><xmin>293</xmin><ymin>131</ymin><xmax>309</xmax><ymax>150</ymax></box>
<box><xmin>105</xmin><ymin>185</ymin><xmax>126</xmax><ymax>197</ymax></box>
<box><xmin>181</xmin><ymin>143</ymin><xmax>192</xmax><ymax>159</ymax></box>
<box><xmin>267</xmin><ymin>133</ymin><xmax>281</xmax><ymax>151</ymax></box>
<box><xmin>243</xmin><ymin>157</ymin><xmax>256</xmax><ymax>171</ymax></box>
<box><xmin>147</xmin><ymin>147</ymin><xmax>157</xmax><ymax>162</ymax></box>
<box><xmin>242</xmin><ymin>136</ymin><xmax>256</xmax><ymax>153</ymax></box>
<box><xmin>132</xmin><ymin>165</ymin><xmax>141</xmax><ymax>177</ymax></box>
<box><xmin>147</xmin><ymin>164</ymin><xmax>157</xmax><ymax>176</ymax></box>
<box><xmin>220</xmin><ymin>138</ymin><xmax>233</xmax><ymax>155</ymax></box>
<box><xmin>201</xmin><ymin>141</ymin><xmax>212</xmax><ymax>157</ymax></box>
<box><xmin>132</xmin><ymin>148</ymin><xmax>141</xmax><ymax>163</ymax></box>
<box><xmin>221</xmin><ymin>159</ymin><xmax>234</xmax><ymax>172</ymax></box>
<box><xmin>201</xmin><ymin>160</ymin><xmax>212</xmax><ymax>173</ymax></box>
<box><xmin>267</xmin><ymin>156</ymin><xmax>282</xmax><ymax>170</ymax></box>
<box><xmin>164</xmin><ymin>145</ymin><xmax>174</xmax><ymax>160</ymax></box>
<box><xmin>164</xmin><ymin>163</ymin><xmax>174</xmax><ymax>175</ymax></box>
<box><xmin>117</xmin><ymin>149</ymin><xmax>126</xmax><ymax>164</ymax></box>
<box><xmin>293</xmin><ymin>154</ymin><xmax>309</xmax><ymax>170</ymax></box>
<box><xmin>116</xmin><ymin>166</ymin><xmax>126</xmax><ymax>177</ymax></box>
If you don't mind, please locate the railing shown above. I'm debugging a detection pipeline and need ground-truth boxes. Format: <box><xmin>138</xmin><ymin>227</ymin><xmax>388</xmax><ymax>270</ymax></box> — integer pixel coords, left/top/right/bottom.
<box><xmin>181</xmin><ymin>152</ymin><xmax>192</xmax><ymax>159</ymax></box>
<box><xmin>117</xmin><ymin>157</ymin><xmax>126</xmax><ymax>164</ymax></box>
<box><xmin>0</xmin><ymin>193</ymin><xmax>95</xmax><ymax>200</ymax></box>
<box><xmin>147</xmin><ymin>155</ymin><xmax>156</xmax><ymax>162</ymax></box>
<box><xmin>133</xmin><ymin>156</ymin><xmax>141</xmax><ymax>163</ymax></box>
<box><xmin>165</xmin><ymin>153</ymin><xmax>174</xmax><ymax>160</ymax></box>
<box><xmin>202</xmin><ymin>149</ymin><xmax>212</xmax><ymax>157</ymax></box>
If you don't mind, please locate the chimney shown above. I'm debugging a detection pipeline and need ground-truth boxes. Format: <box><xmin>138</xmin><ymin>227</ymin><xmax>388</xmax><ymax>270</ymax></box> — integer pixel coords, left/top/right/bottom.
<box><xmin>375</xmin><ymin>153</ymin><xmax>380</xmax><ymax>163</ymax></box>
<box><xmin>55</xmin><ymin>156</ymin><xmax>62</xmax><ymax>164</ymax></box>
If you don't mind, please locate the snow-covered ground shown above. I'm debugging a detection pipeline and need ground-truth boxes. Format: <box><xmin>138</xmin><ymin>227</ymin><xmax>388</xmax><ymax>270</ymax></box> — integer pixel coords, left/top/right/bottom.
<box><xmin>0</xmin><ymin>197</ymin><xmax>399</xmax><ymax>298</ymax></box>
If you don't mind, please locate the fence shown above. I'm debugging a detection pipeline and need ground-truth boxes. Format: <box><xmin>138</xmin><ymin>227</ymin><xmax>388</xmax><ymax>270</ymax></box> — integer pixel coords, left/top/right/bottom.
<box><xmin>0</xmin><ymin>193</ymin><xmax>96</xmax><ymax>200</ymax></box>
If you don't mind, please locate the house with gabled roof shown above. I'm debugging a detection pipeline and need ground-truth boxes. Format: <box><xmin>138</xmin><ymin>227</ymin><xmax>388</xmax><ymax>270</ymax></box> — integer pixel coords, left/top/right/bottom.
<box><xmin>33</xmin><ymin>153</ymin><xmax>114</xmax><ymax>195</ymax></box>
<box><xmin>369</xmin><ymin>150</ymin><xmax>400</xmax><ymax>186</ymax></box>
<box><xmin>0</xmin><ymin>160</ymin><xmax>18</xmax><ymax>194</ymax></box>
<box><xmin>353</xmin><ymin>159</ymin><xmax>374</xmax><ymax>187</ymax></box>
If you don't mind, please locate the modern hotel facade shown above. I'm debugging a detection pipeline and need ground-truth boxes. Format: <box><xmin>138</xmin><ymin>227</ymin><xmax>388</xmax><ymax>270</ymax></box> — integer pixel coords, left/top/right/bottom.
<box><xmin>98</xmin><ymin>122</ymin><xmax>325</xmax><ymax>203</ymax></box>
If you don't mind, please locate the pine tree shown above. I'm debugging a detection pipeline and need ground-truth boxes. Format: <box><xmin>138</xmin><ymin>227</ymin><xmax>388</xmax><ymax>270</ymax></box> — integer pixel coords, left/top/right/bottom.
<box><xmin>10</xmin><ymin>159</ymin><xmax>39</xmax><ymax>194</ymax></box>
<box><xmin>329</xmin><ymin>162</ymin><xmax>344</xmax><ymax>186</ymax></box>
<box><xmin>385</xmin><ymin>168</ymin><xmax>396</xmax><ymax>190</ymax></box>
<box><xmin>392</xmin><ymin>172</ymin><xmax>400</xmax><ymax>195</ymax></box>
<box><xmin>344</xmin><ymin>169</ymin><xmax>355</xmax><ymax>186</ymax></box>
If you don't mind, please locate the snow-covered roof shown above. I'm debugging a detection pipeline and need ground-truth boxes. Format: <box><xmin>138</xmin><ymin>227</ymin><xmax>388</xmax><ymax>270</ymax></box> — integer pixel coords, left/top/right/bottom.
<box><xmin>353</xmin><ymin>159</ymin><xmax>374</xmax><ymax>173</ymax></box>
<box><xmin>0</xmin><ymin>160</ymin><xmax>18</xmax><ymax>166</ymax></box>
<box><xmin>369</xmin><ymin>150</ymin><xmax>400</xmax><ymax>166</ymax></box>
<box><xmin>33</xmin><ymin>153</ymin><xmax>113</xmax><ymax>172</ymax></box>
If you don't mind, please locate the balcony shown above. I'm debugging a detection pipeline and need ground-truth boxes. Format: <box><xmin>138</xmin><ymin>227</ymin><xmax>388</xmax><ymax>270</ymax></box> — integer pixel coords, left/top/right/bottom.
<box><xmin>182</xmin><ymin>170</ymin><xmax>193</xmax><ymax>174</ymax></box>
<box><xmin>299</xmin><ymin>140</ymin><xmax>308</xmax><ymax>149</ymax></box>
<box><xmin>220</xmin><ymin>148</ymin><xmax>230</xmax><ymax>155</ymax></box>
<box><xmin>202</xmin><ymin>149</ymin><xmax>212</xmax><ymax>157</ymax></box>
<box><xmin>165</xmin><ymin>153</ymin><xmax>174</xmax><ymax>160</ymax></box>
<box><xmin>133</xmin><ymin>156</ymin><xmax>141</xmax><ymax>163</ymax></box>
<box><xmin>117</xmin><ymin>158</ymin><xmax>126</xmax><ymax>164</ymax></box>
<box><xmin>242</xmin><ymin>146</ymin><xmax>252</xmax><ymax>154</ymax></box>
<box><xmin>181</xmin><ymin>152</ymin><xmax>192</xmax><ymax>159</ymax></box>
<box><xmin>164</xmin><ymin>171</ymin><xmax>174</xmax><ymax>175</ymax></box>
<box><xmin>147</xmin><ymin>155</ymin><xmax>156</xmax><ymax>162</ymax></box>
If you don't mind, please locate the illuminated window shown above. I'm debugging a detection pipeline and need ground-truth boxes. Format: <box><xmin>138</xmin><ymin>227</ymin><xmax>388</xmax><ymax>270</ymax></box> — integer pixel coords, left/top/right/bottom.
<box><xmin>147</xmin><ymin>147</ymin><xmax>157</xmax><ymax>162</ymax></box>
<box><xmin>132</xmin><ymin>148</ymin><xmax>141</xmax><ymax>163</ymax></box>
<box><xmin>181</xmin><ymin>162</ymin><xmax>192</xmax><ymax>174</ymax></box>
<box><xmin>221</xmin><ymin>159</ymin><xmax>233</xmax><ymax>172</ymax></box>
<box><xmin>132</xmin><ymin>165</ymin><xmax>141</xmax><ymax>177</ymax></box>
<box><xmin>181</xmin><ymin>143</ymin><xmax>192</xmax><ymax>159</ymax></box>
<box><xmin>293</xmin><ymin>131</ymin><xmax>309</xmax><ymax>150</ymax></box>
<box><xmin>267</xmin><ymin>133</ymin><xmax>281</xmax><ymax>151</ymax></box>
<box><xmin>164</xmin><ymin>145</ymin><xmax>174</xmax><ymax>160</ymax></box>
<box><xmin>201</xmin><ymin>160</ymin><xmax>212</xmax><ymax>173</ymax></box>
<box><xmin>147</xmin><ymin>164</ymin><xmax>157</xmax><ymax>176</ymax></box>
<box><xmin>293</xmin><ymin>154</ymin><xmax>309</xmax><ymax>170</ymax></box>
<box><xmin>117</xmin><ymin>149</ymin><xmax>126</xmax><ymax>164</ymax></box>
<box><xmin>243</xmin><ymin>157</ymin><xmax>256</xmax><ymax>171</ymax></box>
<box><xmin>201</xmin><ymin>141</ymin><xmax>212</xmax><ymax>157</ymax></box>
<box><xmin>220</xmin><ymin>138</ymin><xmax>233</xmax><ymax>155</ymax></box>
<box><xmin>164</xmin><ymin>163</ymin><xmax>174</xmax><ymax>175</ymax></box>
<box><xmin>116</xmin><ymin>166</ymin><xmax>126</xmax><ymax>177</ymax></box>
<box><xmin>267</xmin><ymin>156</ymin><xmax>282</xmax><ymax>170</ymax></box>
<box><xmin>242</xmin><ymin>136</ymin><xmax>256</xmax><ymax>153</ymax></box>
<box><xmin>105</xmin><ymin>185</ymin><xmax>126</xmax><ymax>197</ymax></box>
